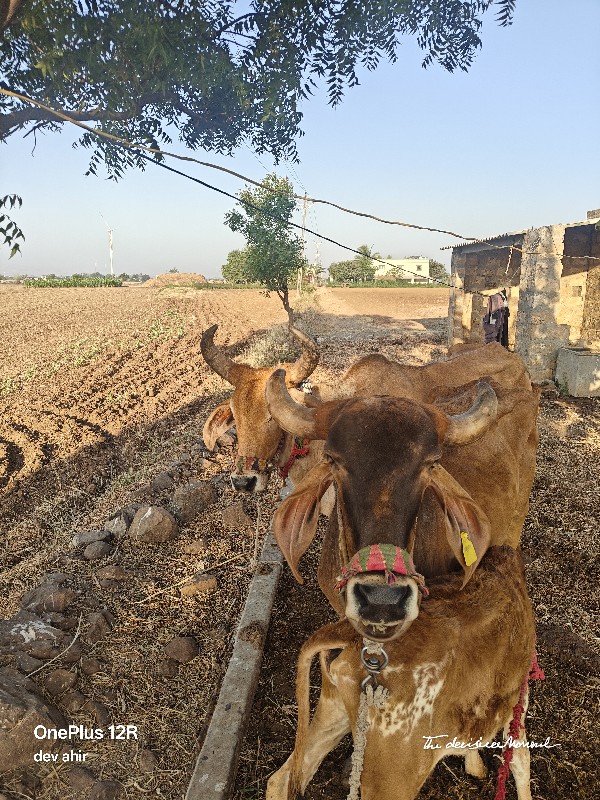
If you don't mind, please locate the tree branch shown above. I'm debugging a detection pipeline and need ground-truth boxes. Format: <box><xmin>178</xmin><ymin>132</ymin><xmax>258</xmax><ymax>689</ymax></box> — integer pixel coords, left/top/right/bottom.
<box><xmin>0</xmin><ymin>0</ymin><xmax>27</xmax><ymax>32</ymax></box>
<box><xmin>0</xmin><ymin>100</ymin><xmax>146</xmax><ymax>140</ymax></box>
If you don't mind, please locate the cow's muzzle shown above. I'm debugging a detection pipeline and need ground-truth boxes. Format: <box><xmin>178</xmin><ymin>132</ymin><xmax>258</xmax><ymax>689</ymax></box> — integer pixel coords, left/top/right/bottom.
<box><xmin>344</xmin><ymin>574</ymin><xmax>421</xmax><ymax>641</ymax></box>
<box><xmin>231</xmin><ymin>474</ymin><xmax>258</xmax><ymax>492</ymax></box>
<box><xmin>230</xmin><ymin>464</ymin><xmax>270</xmax><ymax>493</ymax></box>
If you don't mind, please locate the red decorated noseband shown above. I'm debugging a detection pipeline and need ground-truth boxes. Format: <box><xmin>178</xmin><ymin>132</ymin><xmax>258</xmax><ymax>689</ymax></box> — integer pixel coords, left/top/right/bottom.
<box><xmin>335</xmin><ymin>543</ymin><xmax>429</xmax><ymax>596</ymax></box>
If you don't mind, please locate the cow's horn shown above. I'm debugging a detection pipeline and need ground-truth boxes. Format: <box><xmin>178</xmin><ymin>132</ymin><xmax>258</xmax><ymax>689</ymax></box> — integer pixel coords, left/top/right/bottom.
<box><xmin>266</xmin><ymin>369</ymin><xmax>319</xmax><ymax>437</ymax></box>
<box><xmin>285</xmin><ymin>325</ymin><xmax>320</xmax><ymax>386</ymax></box>
<box><xmin>201</xmin><ymin>324</ymin><xmax>238</xmax><ymax>385</ymax></box>
<box><xmin>444</xmin><ymin>381</ymin><xmax>498</xmax><ymax>446</ymax></box>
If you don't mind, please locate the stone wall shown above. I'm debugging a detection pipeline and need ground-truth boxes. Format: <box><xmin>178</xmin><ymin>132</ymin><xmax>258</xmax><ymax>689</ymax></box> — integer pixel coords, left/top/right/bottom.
<box><xmin>579</xmin><ymin>225</ymin><xmax>600</xmax><ymax>343</ymax></box>
<box><xmin>513</xmin><ymin>225</ymin><xmax>571</xmax><ymax>381</ymax></box>
<box><xmin>558</xmin><ymin>224</ymin><xmax>597</xmax><ymax>342</ymax></box>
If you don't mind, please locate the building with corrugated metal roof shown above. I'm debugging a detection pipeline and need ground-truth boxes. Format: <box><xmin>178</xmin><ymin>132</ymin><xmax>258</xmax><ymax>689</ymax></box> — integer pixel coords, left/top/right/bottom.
<box><xmin>444</xmin><ymin>209</ymin><xmax>600</xmax><ymax>391</ymax></box>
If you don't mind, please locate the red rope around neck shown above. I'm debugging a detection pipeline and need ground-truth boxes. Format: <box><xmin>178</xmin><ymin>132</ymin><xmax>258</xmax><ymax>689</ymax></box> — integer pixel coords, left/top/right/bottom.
<box><xmin>278</xmin><ymin>436</ymin><xmax>310</xmax><ymax>480</ymax></box>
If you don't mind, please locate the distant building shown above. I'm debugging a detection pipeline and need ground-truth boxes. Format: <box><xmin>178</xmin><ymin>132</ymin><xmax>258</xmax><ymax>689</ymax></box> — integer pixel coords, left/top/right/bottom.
<box><xmin>444</xmin><ymin>209</ymin><xmax>600</xmax><ymax>390</ymax></box>
<box><xmin>374</xmin><ymin>257</ymin><xmax>430</xmax><ymax>282</ymax></box>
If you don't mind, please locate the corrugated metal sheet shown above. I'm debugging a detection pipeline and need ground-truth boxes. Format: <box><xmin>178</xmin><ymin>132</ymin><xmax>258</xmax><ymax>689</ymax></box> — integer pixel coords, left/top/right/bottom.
<box><xmin>441</xmin><ymin>216</ymin><xmax>600</xmax><ymax>251</ymax></box>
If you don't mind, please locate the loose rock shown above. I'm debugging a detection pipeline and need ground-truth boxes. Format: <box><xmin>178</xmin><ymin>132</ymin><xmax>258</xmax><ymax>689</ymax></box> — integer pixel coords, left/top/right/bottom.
<box><xmin>85</xmin><ymin>612</ymin><xmax>112</xmax><ymax>644</ymax></box>
<box><xmin>91</xmin><ymin>700</ymin><xmax>112</xmax><ymax>727</ymax></box>
<box><xmin>80</xmin><ymin>658</ymin><xmax>104</xmax><ymax>676</ymax></box>
<box><xmin>0</xmin><ymin>667</ymin><xmax>65</xmax><ymax>770</ymax></box>
<box><xmin>59</xmin><ymin>641</ymin><xmax>83</xmax><ymax>665</ymax></box>
<box><xmin>103</xmin><ymin>514</ymin><xmax>129</xmax><ymax>537</ymax></box>
<box><xmin>180</xmin><ymin>574</ymin><xmax>217</xmax><ymax>597</ymax></box>
<box><xmin>157</xmin><ymin>658</ymin><xmax>179</xmax><ymax>678</ymax></box>
<box><xmin>62</xmin><ymin>691</ymin><xmax>87</xmax><ymax>714</ymax></box>
<box><xmin>129</xmin><ymin>506</ymin><xmax>179</xmax><ymax>544</ymax></box>
<box><xmin>44</xmin><ymin>669</ymin><xmax>78</xmax><ymax>696</ymax></box>
<box><xmin>44</xmin><ymin>572</ymin><xmax>71</xmax><ymax>585</ymax></box>
<box><xmin>68</xmin><ymin>765</ymin><xmax>96</xmax><ymax>793</ymax></box>
<box><xmin>182</xmin><ymin>538</ymin><xmax>207</xmax><ymax>555</ymax></box>
<box><xmin>0</xmin><ymin>611</ymin><xmax>65</xmax><ymax>658</ymax></box>
<box><xmin>95</xmin><ymin>565</ymin><xmax>130</xmax><ymax>581</ymax></box>
<box><xmin>151</xmin><ymin>471</ymin><xmax>175</xmax><ymax>491</ymax></box>
<box><xmin>41</xmin><ymin>588</ymin><xmax>78</xmax><ymax>613</ymax></box>
<box><xmin>45</xmin><ymin>613</ymin><xmax>77</xmax><ymax>632</ymax></box>
<box><xmin>89</xmin><ymin>780</ymin><xmax>124</xmax><ymax>800</ymax></box>
<box><xmin>84</xmin><ymin>541</ymin><xmax>113</xmax><ymax>560</ymax></box>
<box><xmin>72</xmin><ymin>530</ymin><xmax>111</xmax><ymax>548</ymax></box>
<box><xmin>172</xmin><ymin>480</ymin><xmax>217</xmax><ymax>523</ymax></box>
<box><xmin>221</xmin><ymin>501</ymin><xmax>254</xmax><ymax>532</ymax></box>
<box><xmin>15</xmin><ymin>652</ymin><xmax>44</xmax><ymax>674</ymax></box>
<box><xmin>131</xmin><ymin>483</ymin><xmax>153</xmax><ymax>500</ymax></box>
<box><xmin>163</xmin><ymin>636</ymin><xmax>199</xmax><ymax>663</ymax></box>
<box><xmin>138</xmin><ymin>748</ymin><xmax>159</xmax><ymax>772</ymax></box>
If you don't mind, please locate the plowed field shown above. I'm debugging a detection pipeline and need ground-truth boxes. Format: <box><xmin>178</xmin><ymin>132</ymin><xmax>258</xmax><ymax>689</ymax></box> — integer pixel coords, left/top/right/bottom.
<box><xmin>0</xmin><ymin>283</ymin><xmax>597</xmax><ymax>800</ymax></box>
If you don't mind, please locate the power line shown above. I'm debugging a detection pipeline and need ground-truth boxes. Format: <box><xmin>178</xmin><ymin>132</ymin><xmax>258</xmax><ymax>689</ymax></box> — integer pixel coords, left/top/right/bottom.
<box><xmin>2</xmin><ymin>87</ymin><xmax>598</xmax><ymax>268</ymax></box>
<box><xmin>134</xmin><ymin>149</ymin><xmax>455</xmax><ymax>289</ymax></box>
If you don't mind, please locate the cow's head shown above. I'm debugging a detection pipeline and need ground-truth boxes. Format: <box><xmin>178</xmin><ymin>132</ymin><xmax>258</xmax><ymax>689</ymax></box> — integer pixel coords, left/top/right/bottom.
<box><xmin>201</xmin><ymin>324</ymin><xmax>319</xmax><ymax>493</ymax></box>
<box><xmin>267</xmin><ymin>369</ymin><xmax>496</xmax><ymax>641</ymax></box>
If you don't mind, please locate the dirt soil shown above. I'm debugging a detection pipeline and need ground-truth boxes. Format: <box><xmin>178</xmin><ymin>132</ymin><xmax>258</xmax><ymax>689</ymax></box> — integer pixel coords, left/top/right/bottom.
<box><xmin>0</xmin><ymin>284</ymin><xmax>597</xmax><ymax>800</ymax></box>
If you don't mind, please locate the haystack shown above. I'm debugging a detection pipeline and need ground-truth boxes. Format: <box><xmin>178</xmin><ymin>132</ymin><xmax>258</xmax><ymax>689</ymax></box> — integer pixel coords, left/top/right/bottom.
<box><xmin>146</xmin><ymin>272</ymin><xmax>208</xmax><ymax>287</ymax></box>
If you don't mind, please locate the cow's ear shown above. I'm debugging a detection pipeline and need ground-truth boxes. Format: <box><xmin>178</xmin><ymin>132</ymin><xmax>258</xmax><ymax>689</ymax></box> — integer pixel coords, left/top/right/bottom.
<box><xmin>273</xmin><ymin>462</ymin><xmax>334</xmax><ymax>584</ymax></box>
<box><xmin>203</xmin><ymin>401</ymin><xmax>235</xmax><ymax>451</ymax></box>
<box><xmin>428</xmin><ymin>465</ymin><xmax>491</xmax><ymax>587</ymax></box>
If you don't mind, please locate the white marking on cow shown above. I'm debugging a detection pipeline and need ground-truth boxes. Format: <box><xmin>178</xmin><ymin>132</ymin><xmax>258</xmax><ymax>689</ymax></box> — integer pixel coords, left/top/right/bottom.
<box><xmin>373</xmin><ymin>660</ymin><xmax>447</xmax><ymax>738</ymax></box>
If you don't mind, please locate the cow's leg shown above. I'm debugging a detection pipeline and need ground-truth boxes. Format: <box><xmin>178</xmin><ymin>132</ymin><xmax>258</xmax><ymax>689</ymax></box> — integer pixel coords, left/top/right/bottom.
<box><xmin>266</xmin><ymin>688</ymin><xmax>351</xmax><ymax>800</ymax></box>
<box><xmin>504</xmin><ymin>690</ymin><xmax>532</xmax><ymax>800</ymax></box>
<box><xmin>464</xmin><ymin>750</ymin><xmax>487</xmax><ymax>778</ymax></box>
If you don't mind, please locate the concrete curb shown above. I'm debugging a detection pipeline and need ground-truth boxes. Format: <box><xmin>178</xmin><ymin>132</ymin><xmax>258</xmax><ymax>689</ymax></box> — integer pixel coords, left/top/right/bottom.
<box><xmin>186</xmin><ymin>530</ymin><xmax>283</xmax><ymax>800</ymax></box>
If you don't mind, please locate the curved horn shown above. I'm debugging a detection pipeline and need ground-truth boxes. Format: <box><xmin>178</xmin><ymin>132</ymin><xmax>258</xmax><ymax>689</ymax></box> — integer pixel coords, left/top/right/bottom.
<box><xmin>201</xmin><ymin>324</ymin><xmax>238</xmax><ymax>385</ymax></box>
<box><xmin>266</xmin><ymin>369</ymin><xmax>319</xmax><ymax>438</ymax></box>
<box><xmin>285</xmin><ymin>325</ymin><xmax>320</xmax><ymax>385</ymax></box>
<box><xmin>444</xmin><ymin>381</ymin><xmax>498</xmax><ymax>446</ymax></box>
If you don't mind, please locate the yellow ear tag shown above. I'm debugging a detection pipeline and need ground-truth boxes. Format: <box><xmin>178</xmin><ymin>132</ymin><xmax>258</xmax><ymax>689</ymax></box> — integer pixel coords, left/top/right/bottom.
<box><xmin>460</xmin><ymin>531</ymin><xmax>477</xmax><ymax>567</ymax></box>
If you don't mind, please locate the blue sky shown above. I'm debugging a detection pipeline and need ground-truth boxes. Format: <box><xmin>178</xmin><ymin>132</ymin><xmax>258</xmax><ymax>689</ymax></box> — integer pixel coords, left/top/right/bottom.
<box><xmin>2</xmin><ymin>0</ymin><xmax>599</xmax><ymax>278</ymax></box>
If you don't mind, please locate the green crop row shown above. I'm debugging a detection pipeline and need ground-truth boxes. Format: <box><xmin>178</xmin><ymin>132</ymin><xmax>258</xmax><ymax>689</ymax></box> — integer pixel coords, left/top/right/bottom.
<box><xmin>24</xmin><ymin>276</ymin><xmax>123</xmax><ymax>288</ymax></box>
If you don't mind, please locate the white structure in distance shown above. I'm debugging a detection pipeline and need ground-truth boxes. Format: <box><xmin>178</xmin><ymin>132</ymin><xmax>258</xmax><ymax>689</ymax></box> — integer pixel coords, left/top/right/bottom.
<box><xmin>374</xmin><ymin>257</ymin><xmax>431</xmax><ymax>282</ymax></box>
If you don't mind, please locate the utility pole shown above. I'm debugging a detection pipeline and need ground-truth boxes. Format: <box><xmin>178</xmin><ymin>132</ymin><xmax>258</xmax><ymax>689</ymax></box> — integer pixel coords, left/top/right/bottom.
<box><xmin>99</xmin><ymin>213</ymin><xmax>114</xmax><ymax>276</ymax></box>
<box><xmin>297</xmin><ymin>193</ymin><xmax>308</xmax><ymax>294</ymax></box>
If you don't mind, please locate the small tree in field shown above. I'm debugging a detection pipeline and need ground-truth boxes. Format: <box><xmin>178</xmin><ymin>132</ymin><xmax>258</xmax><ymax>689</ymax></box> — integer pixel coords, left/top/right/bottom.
<box><xmin>329</xmin><ymin>244</ymin><xmax>379</xmax><ymax>283</ymax></box>
<box><xmin>429</xmin><ymin>259</ymin><xmax>451</xmax><ymax>284</ymax></box>
<box><xmin>222</xmin><ymin>248</ymin><xmax>250</xmax><ymax>283</ymax></box>
<box><xmin>225</xmin><ymin>174</ymin><xmax>305</xmax><ymax>319</ymax></box>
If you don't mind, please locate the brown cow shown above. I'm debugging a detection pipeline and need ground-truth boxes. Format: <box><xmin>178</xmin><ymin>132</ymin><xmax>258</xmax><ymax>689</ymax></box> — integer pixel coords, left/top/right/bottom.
<box><xmin>267</xmin><ymin>370</ymin><xmax>540</xmax><ymax>631</ymax></box>
<box><xmin>267</xmin><ymin>545</ymin><xmax>537</xmax><ymax>800</ymax></box>
<box><xmin>201</xmin><ymin>324</ymin><xmax>321</xmax><ymax>492</ymax></box>
<box><xmin>337</xmin><ymin>342</ymin><xmax>532</xmax><ymax>402</ymax></box>
<box><xmin>202</xmin><ymin>331</ymin><xmax>533</xmax><ymax>498</ymax></box>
